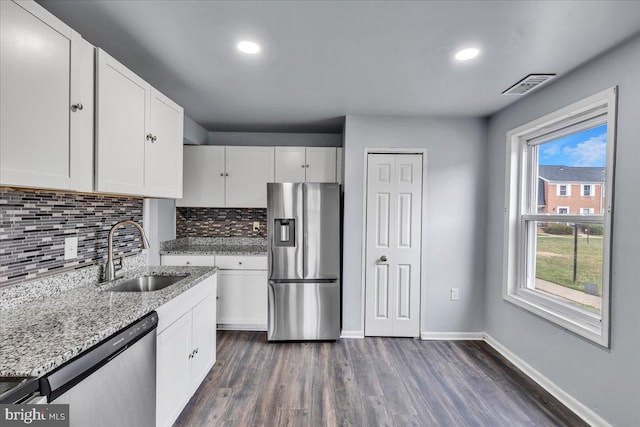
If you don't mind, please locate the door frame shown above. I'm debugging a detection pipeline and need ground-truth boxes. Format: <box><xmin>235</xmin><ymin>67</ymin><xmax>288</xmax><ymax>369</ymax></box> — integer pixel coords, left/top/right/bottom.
<box><xmin>360</xmin><ymin>148</ymin><xmax>428</xmax><ymax>337</ymax></box>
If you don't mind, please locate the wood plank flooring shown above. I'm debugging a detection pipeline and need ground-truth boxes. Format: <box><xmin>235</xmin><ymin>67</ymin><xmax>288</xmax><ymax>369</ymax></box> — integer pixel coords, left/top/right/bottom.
<box><xmin>175</xmin><ymin>331</ymin><xmax>587</xmax><ymax>427</ymax></box>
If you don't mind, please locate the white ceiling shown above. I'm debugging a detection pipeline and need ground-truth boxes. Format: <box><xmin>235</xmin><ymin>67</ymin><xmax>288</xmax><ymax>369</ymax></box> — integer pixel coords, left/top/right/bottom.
<box><xmin>38</xmin><ymin>0</ymin><xmax>640</xmax><ymax>133</ymax></box>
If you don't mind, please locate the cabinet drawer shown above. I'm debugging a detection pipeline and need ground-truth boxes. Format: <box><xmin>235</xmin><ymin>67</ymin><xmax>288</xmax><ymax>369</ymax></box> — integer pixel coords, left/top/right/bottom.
<box><xmin>215</xmin><ymin>255</ymin><xmax>267</xmax><ymax>270</ymax></box>
<box><xmin>161</xmin><ymin>255</ymin><xmax>216</xmax><ymax>266</ymax></box>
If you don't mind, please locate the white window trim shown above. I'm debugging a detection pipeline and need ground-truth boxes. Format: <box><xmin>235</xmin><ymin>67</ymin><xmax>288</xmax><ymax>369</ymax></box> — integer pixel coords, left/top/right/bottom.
<box><xmin>503</xmin><ymin>87</ymin><xmax>617</xmax><ymax>348</ymax></box>
<box><xmin>581</xmin><ymin>184</ymin><xmax>594</xmax><ymax>196</ymax></box>
<box><xmin>557</xmin><ymin>206</ymin><xmax>569</xmax><ymax>214</ymax></box>
<box><xmin>581</xmin><ymin>207</ymin><xmax>595</xmax><ymax>214</ymax></box>
<box><xmin>556</xmin><ymin>183</ymin><xmax>571</xmax><ymax>196</ymax></box>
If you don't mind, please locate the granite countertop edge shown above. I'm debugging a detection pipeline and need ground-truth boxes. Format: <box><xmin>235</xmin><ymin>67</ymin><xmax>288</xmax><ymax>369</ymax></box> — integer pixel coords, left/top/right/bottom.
<box><xmin>160</xmin><ymin>246</ymin><xmax>267</xmax><ymax>256</ymax></box>
<box><xmin>0</xmin><ymin>265</ymin><xmax>217</xmax><ymax>378</ymax></box>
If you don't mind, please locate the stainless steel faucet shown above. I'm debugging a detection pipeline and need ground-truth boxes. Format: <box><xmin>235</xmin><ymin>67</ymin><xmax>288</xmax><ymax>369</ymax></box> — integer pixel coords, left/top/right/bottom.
<box><xmin>103</xmin><ymin>220</ymin><xmax>150</xmax><ymax>281</ymax></box>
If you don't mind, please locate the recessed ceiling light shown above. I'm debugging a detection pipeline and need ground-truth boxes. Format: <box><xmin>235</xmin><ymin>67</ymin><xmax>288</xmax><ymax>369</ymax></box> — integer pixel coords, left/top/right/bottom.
<box><xmin>237</xmin><ymin>41</ymin><xmax>261</xmax><ymax>55</ymax></box>
<box><xmin>454</xmin><ymin>47</ymin><xmax>480</xmax><ymax>61</ymax></box>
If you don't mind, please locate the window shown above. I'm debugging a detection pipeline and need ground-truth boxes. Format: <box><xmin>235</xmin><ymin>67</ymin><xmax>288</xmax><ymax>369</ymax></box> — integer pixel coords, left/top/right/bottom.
<box><xmin>504</xmin><ymin>87</ymin><xmax>616</xmax><ymax>347</ymax></box>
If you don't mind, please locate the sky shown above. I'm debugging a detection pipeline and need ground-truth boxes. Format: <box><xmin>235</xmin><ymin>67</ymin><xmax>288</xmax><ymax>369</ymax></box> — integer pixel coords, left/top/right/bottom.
<box><xmin>538</xmin><ymin>124</ymin><xmax>607</xmax><ymax>167</ymax></box>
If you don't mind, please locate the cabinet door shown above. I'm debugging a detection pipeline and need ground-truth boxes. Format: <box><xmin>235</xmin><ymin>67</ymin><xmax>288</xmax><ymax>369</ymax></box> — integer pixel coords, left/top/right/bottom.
<box><xmin>156</xmin><ymin>313</ymin><xmax>192</xmax><ymax>427</ymax></box>
<box><xmin>225</xmin><ymin>146</ymin><xmax>275</xmax><ymax>207</ymax></box>
<box><xmin>306</xmin><ymin>147</ymin><xmax>337</xmax><ymax>182</ymax></box>
<box><xmin>217</xmin><ymin>269</ymin><xmax>268</xmax><ymax>329</ymax></box>
<box><xmin>146</xmin><ymin>88</ymin><xmax>184</xmax><ymax>198</ymax></box>
<box><xmin>275</xmin><ymin>147</ymin><xmax>306</xmax><ymax>182</ymax></box>
<box><xmin>0</xmin><ymin>1</ymin><xmax>91</xmax><ymax>190</ymax></box>
<box><xmin>191</xmin><ymin>292</ymin><xmax>217</xmax><ymax>389</ymax></box>
<box><xmin>177</xmin><ymin>146</ymin><xmax>225</xmax><ymax>207</ymax></box>
<box><xmin>96</xmin><ymin>48</ymin><xmax>149</xmax><ymax>195</ymax></box>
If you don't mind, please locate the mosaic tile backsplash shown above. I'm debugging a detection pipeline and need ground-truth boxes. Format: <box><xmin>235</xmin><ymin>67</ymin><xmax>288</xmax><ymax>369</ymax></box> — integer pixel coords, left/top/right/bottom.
<box><xmin>176</xmin><ymin>207</ymin><xmax>266</xmax><ymax>238</ymax></box>
<box><xmin>0</xmin><ymin>188</ymin><xmax>144</xmax><ymax>287</ymax></box>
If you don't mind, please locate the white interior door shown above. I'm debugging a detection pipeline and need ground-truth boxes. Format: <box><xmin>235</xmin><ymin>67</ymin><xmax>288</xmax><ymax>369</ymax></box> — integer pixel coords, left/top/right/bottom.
<box><xmin>365</xmin><ymin>153</ymin><xmax>423</xmax><ymax>337</ymax></box>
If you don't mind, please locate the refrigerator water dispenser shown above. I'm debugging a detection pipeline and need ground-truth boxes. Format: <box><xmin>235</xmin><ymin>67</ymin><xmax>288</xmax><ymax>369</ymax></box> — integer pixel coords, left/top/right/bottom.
<box><xmin>274</xmin><ymin>219</ymin><xmax>295</xmax><ymax>247</ymax></box>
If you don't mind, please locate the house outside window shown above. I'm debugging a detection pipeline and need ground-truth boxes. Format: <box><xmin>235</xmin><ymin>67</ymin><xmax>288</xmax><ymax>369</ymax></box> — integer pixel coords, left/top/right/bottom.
<box><xmin>503</xmin><ymin>87</ymin><xmax>617</xmax><ymax>347</ymax></box>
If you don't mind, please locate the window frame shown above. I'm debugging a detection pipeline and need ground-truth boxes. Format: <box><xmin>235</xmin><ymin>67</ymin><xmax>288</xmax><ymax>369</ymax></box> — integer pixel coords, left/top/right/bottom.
<box><xmin>503</xmin><ymin>87</ymin><xmax>617</xmax><ymax>347</ymax></box>
<box><xmin>557</xmin><ymin>184</ymin><xmax>571</xmax><ymax>196</ymax></box>
<box><xmin>581</xmin><ymin>184</ymin><xmax>593</xmax><ymax>196</ymax></box>
<box><xmin>581</xmin><ymin>207</ymin><xmax>595</xmax><ymax>215</ymax></box>
<box><xmin>557</xmin><ymin>206</ymin><xmax>569</xmax><ymax>214</ymax></box>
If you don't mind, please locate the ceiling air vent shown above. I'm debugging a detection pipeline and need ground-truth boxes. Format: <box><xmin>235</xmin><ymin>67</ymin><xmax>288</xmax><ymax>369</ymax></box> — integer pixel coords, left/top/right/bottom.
<box><xmin>502</xmin><ymin>74</ymin><xmax>556</xmax><ymax>96</ymax></box>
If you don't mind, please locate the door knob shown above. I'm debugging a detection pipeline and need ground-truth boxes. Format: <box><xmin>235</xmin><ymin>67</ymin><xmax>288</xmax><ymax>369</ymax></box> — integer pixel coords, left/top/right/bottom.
<box><xmin>380</xmin><ymin>255</ymin><xmax>388</xmax><ymax>262</ymax></box>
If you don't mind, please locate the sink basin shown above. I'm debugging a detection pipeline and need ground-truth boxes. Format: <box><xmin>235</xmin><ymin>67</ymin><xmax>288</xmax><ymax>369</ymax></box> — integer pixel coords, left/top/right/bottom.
<box><xmin>107</xmin><ymin>275</ymin><xmax>188</xmax><ymax>292</ymax></box>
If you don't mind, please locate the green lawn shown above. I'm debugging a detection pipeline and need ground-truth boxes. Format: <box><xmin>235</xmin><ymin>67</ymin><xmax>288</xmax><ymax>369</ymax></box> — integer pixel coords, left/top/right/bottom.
<box><xmin>535</xmin><ymin>233</ymin><xmax>603</xmax><ymax>294</ymax></box>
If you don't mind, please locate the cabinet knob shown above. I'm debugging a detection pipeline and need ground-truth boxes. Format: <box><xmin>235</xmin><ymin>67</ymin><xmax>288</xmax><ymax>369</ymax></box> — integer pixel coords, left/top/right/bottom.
<box><xmin>188</xmin><ymin>353</ymin><xmax>193</xmax><ymax>359</ymax></box>
<box><xmin>146</xmin><ymin>133</ymin><xmax>154</xmax><ymax>141</ymax></box>
<box><xmin>195</xmin><ymin>348</ymin><xmax>199</xmax><ymax>354</ymax></box>
<box><xmin>71</xmin><ymin>103</ymin><xmax>83</xmax><ymax>112</ymax></box>
<box><xmin>306</xmin><ymin>164</ymin><xmax>310</xmax><ymax>168</ymax></box>
<box><xmin>185</xmin><ymin>261</ymin><xmax>190</xmax><ymax>265</ymax></box>
<box><xmin>380</xmin><ymin>255</ymin><xmax>388</xmax><ymax>262</ymax></box>
<box><xmin>301</xmin><ymin>165</ymin><xmax>306</xmax><ymax>168</ymax></box>
<box><xmin>151</xmin><ymin>135</ymin><xmax>157</xmax><ymax>143</ymax></box>
<box><xmin>225</xmin><ymin>173</ymin><xmax>229</xmax><ymax>176</ymax></box>
<box><xmin>238</xmin><ymin>261</ymin><xmax>242</xmax><ymax>265</ymax></box>
<box><xmin>220</xmin><ymin>173</ymin><xmax>224</xmax><ymax>177</ymax></box>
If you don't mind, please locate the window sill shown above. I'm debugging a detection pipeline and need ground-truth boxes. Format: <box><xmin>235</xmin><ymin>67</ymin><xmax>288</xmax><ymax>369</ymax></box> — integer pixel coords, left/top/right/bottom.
<box><xmin>503</xmin><ymin>291</ymin><xmax>608</xmax><ymax>348</ymax></box>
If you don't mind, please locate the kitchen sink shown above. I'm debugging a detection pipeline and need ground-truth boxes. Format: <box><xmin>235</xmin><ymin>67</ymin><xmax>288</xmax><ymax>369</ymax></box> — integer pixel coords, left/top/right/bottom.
<box><xmin>107</xmin><ymin>275</ymin><xmax>188</xmax><ymax>292</ymax></box>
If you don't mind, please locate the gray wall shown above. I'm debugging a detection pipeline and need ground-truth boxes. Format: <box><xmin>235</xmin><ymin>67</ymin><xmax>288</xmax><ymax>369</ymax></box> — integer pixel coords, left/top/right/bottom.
<box><xmin>144</xmin><ymin>199</ymin><xmax>176</xmax><ymax>265</ymax></box>
<box><xmin>342</xmin><ymin>115</ymin><xmax>487</xmax><ymax>334</ymax></box>
<box><xmin>184</xmin><ymin>115</ymin><xmax>208</xmax><ymax>145</ymax></box>
<box><xmin>208</xmin><ymin>131</ymin><xmax>342</xmax><ymax>147</ymax></box>
<box><xmin>484</xmin><ymin>35</ymin><xmax>640</xmax><ymax>426</ymax></box>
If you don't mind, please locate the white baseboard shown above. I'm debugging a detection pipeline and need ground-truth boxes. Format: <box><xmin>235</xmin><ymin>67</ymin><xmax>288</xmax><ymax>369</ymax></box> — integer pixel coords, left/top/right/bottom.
<box><xmin>340</xmin><ymin>330</ymin><xmax>365</xmax><ymax>339</ymax></box>
<box><xmin>484</xmin><ymin>334</ymin><xmax>610</xmax><ymax>427</ymax></box>
<box><xmin>421</xmin><ymin>331</ymin><xmax>486</xmax><ymax>340</ymax></box>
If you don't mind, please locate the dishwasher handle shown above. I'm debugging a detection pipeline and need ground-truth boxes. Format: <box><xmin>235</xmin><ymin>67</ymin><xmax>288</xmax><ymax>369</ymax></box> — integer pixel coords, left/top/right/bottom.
<box><xmin>40</xmin><ymin>311</ymin><xmax>158</xmax><ymax>402</ymax></box>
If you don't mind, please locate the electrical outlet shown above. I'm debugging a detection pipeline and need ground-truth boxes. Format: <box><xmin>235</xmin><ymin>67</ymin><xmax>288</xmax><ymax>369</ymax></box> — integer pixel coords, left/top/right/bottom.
<box><xmin>450</xmin><ymin>288</ymin><xmax>460</xmax><ymax>301</ymax></box>
<box><xmin>64</xmin><ymin>236</ymin><xmax>78</xmax><ymax>260</ymax></box>
<box><xmin>253</xmin><ymin>221</ymin><xmax>261</xmax><ymax>231</ymax></box>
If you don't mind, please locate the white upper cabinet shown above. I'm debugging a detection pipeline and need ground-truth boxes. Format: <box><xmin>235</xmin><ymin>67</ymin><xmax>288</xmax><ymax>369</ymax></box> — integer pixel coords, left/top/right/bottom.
<box><xmin>274</xmin><ymin>147</ymin><xmax>337</xmax><ymax>183</ymax></box>
<box><xmin>306</xmin><ymin>147</ymin><xmax>337</xmax><ymax>182</ymax></box>
<box><xmin>274</xmin><ymin>147</ymin><xmax>306</xmax><ymax>182</ymax></box>
<box><xmin>225</xmin><ymin>146</ymin><xmax>274</xmax><ymax>207</ymax></box>
<box><xmin>145</xmin><ymin>88</ymin><xmax>184</xmax><ymax>198</ymax></box>
<box><xmin>178</xmin><ymin>146</ymin><xmax>274</xmax><ymax>208</ymax></box>
<box><xmin>0</xmin><ymin>0</ymin><xmax>94</xmax><ymax>192</ymax></box>
<box><xmin>176</xmin><ymin>146</ymin><xmax>225</xmax><ymax>207</ymax></box>
<box><xmin>96</xmin><ymin>49</ymin><xmax>183</xmax><ymax>198</ymax></box>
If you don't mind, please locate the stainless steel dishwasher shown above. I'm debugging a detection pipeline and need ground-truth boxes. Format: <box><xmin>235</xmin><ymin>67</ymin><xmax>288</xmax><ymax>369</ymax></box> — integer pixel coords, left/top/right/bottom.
<box><xmin>40</xmin><ymin>312</ymin><xmax>158</xmax><ymax>427</ymax></box>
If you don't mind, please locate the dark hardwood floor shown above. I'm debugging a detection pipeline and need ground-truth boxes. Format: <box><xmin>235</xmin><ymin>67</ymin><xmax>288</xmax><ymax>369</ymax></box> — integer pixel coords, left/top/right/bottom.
<box><xmin>175</xmin><ymin>331</ymin><xmax>587</xmax><ymax>427</ymax></box>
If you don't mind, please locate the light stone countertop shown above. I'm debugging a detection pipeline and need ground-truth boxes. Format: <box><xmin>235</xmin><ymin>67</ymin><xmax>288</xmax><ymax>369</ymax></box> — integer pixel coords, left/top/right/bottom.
<box><xmin>0</xmin><ymin>265</ymin><xmax>217</xmax><ymax>377</ymax></box>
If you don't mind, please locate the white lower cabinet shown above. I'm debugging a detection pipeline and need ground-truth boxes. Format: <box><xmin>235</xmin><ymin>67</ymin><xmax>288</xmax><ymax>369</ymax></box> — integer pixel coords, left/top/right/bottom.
<box><xmin>217</xmin><ymin>269</ymin><xmax>268</xmax><ymax>330</ymax></box>
<box><xmin>155</xmin><ymin>275</ymin><xmax>217</xmax><ymax>427</ymax></box>
<box><xmin>161</xmin><ymin>254</ymin><xmax>268</xmax><ymax>331</ymax></box>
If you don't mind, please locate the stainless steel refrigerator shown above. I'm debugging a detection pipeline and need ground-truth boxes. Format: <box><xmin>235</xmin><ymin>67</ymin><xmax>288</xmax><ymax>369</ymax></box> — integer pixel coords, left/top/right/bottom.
<box><xmin>267</xmin><ymin>182</ymin><xmax>341</xmax><ymax>341</ymax></box>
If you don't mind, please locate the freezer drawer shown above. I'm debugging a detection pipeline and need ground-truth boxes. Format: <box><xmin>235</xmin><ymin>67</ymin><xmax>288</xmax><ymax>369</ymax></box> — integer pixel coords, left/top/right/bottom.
<box><xmin>268</xmin><ymin>281</ymin><xmax>340</xmax><ymax>341</ymax></box>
